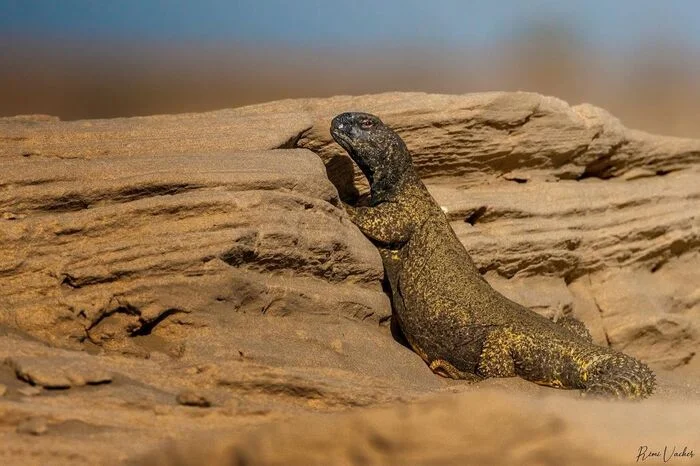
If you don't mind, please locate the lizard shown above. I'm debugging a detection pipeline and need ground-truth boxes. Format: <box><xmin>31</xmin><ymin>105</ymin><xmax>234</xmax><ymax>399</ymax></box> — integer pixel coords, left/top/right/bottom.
<box><xmin>330</xmin><ymin>111</ymin><xmax>655</xmax><ymax>399</ymax></box>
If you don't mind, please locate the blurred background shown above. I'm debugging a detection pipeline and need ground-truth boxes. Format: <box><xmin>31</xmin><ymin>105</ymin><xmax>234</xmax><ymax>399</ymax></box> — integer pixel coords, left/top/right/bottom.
<box><xmin>2</xmin><ymin>0</ymin><xmax>699</xmax><ymax>137</ymax></box>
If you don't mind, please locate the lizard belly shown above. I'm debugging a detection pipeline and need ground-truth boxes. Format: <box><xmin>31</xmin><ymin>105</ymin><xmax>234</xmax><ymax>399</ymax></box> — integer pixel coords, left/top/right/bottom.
<box><xmin>388</xmin><ymin>224</ymin><xmax>488</xmax><ymax>372</ymax></box>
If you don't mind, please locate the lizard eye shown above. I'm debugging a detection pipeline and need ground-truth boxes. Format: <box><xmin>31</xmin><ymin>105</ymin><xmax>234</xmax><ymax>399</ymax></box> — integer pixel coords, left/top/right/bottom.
<box><xmin>359</xmin><ymin>118</ymin><xmax>374</xmax><ymax>130</ymax></box>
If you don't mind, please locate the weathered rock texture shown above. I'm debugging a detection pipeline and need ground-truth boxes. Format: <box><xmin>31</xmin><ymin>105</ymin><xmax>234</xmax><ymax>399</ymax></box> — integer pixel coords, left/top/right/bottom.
<box><xmin>1</xmin><ymin>150</ymin><xmax>387</xmax><ymax>352</ymax></box>
<box><xmin>245</xmin><ymin>92</ymin><xmax>700</xmax><ymax>193</ymax></box>
<box><xmin>1</xmin><ymin>91</ymin><xmax>699</xmax><ymax>465</ymax></box>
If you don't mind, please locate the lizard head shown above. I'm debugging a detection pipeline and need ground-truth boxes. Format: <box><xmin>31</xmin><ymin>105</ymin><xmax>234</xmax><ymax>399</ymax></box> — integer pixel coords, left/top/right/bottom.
<box><xmin>330</xmin><ymin>112</ymin><xmax>412</xmax><ymax>192</ymax></box>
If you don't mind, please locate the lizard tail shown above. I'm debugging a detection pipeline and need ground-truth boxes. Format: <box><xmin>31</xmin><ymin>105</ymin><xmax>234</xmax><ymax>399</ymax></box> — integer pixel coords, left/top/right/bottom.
<box><xmin>583</xmin><ymin>352</ymin><xmax>656</xmax><ymax>399</ymax></box>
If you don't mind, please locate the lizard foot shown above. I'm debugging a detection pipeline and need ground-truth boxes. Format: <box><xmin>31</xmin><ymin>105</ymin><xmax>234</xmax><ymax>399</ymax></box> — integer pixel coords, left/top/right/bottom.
<box><xmin>429</xmin><ymin>359</ymin><xmax>481</xmax><ymax>381</ymax></box>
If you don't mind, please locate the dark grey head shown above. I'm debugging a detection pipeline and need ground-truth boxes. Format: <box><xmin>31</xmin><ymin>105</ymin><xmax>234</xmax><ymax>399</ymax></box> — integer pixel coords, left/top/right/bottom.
<box><xmin>330</xmin><ymin>112</ymin><xmax>413</xmax><ymax>201</ymax></box>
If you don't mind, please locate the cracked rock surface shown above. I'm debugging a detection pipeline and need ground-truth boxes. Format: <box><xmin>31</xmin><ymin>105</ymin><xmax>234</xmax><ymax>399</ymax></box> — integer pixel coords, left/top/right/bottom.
<box><xmin>1</xmin><ymin>92</ymin><xmax>699</xmax><ymax>465</ymax></box>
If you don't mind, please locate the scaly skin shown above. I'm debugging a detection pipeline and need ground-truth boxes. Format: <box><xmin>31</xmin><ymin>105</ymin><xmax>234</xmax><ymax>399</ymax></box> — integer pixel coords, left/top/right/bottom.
<box><xmin>330</xmin><ymin>112</ymin><xmax>655</xmax><ymax>399</ymax></box>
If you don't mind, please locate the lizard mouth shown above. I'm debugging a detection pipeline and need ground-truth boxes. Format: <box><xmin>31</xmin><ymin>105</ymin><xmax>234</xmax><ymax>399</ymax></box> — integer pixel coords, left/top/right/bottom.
<box><xmin>330</xmin><ymin>129</ymin><xmax>356</xmax><ymax>156</ymax></box>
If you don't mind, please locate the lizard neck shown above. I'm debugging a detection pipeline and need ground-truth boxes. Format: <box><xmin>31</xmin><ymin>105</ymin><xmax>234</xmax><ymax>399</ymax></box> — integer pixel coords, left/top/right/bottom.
<box><xmin>370</xmin><ymin>166</ymin><xmax>420</xmax><ymax>205</ymax></box>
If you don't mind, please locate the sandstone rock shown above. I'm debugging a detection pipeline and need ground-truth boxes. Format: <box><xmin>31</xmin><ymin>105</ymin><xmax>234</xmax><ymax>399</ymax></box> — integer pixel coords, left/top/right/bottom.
<box><xmin>175</xmin><ymin>390</ymin><xmax>212</xmax><ymax>408</ymax></box>
<box><xmin>4</xmin><ymin>92</ymin><xmax>698</xmax><ymax>197</ymax></box>
<box><xmin>433</xmin><ymin>169</ymin><xmax>699</xmax><ymax>279</ymax></box>
<box><xmin>6</xmin><ymin>355</ymin><xmax>112</xmax><ymax>388</ymax></box>
<box><xmin>17</xmin><ymin>386</ymin><xmax>42</xmax><ymax>397</ymax></box>
<box><xmin>0</xmin><ymin>320</ymin><xmax>441</xmax><ymax>464</ymax></box>
<box><xmin>16</xmin><ymin>416</ymin><xmax>49</xmax><ymax>436</ymax></box>
<box><xmin>0</xmin><ymin>91</ymin><xmax>698</xmax><ymax>465</ymax></box>
<box><xmin>238</xmin><ymin>92</ymin><xmax>700</xmax><ymax>198</ymax></box>
<box><xmin>585</xmin><ymin>256</ymin><xmax>700</xmax><ymax>369</ymax></box>
<box><xmin>0</xmin><ymin>150</ymin><xmax>387</xmax><ymax>355</ymax></box>
<box><xmin>0</xmin><ymin>110</ymin><xmax>311</xmax><ymax>159</ymax></box>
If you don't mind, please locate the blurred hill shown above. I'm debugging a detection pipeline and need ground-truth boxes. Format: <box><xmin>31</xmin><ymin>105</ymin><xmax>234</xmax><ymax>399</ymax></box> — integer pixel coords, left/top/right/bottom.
<box><xmin>2</xmin><ymin>24</ymin><xmax>699</xmax><ymax>138</ymax></box>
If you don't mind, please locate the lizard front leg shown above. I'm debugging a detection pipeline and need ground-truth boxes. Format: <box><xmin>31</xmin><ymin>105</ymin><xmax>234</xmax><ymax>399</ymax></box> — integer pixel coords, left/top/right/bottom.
<box><xmin>401</xmin><ymin>328</ymin><xmax>482</xmax><ymax>382</ymax></box>
<box><xmin>477</xmin><ymin>328</ymin><xmax>518</xmax><ymax>379</ymax></box>
<box><xmin>343</xmin><ymin>201</ymin><xmax>413</xmax><ymax>246</ymax></box>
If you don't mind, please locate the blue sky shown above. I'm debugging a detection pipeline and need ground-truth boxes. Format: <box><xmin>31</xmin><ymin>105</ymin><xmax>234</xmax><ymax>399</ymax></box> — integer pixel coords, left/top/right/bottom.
<box><xmin>2</xmin><ymin>0</ymin><xmax>700</xmax><ymax>49</ymax></box>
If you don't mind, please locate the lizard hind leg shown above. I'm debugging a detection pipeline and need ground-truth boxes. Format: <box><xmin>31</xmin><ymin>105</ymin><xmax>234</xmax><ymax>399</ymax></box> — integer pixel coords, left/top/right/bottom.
<box><xmin>555</xmin><ymin>315</ymin><xmax>593</xmax><ymax>342</ymax></box>
<box><xmin>477</xmin><ymin>328</ymin><xmax>517</xmax><ymax>378</ymax></box>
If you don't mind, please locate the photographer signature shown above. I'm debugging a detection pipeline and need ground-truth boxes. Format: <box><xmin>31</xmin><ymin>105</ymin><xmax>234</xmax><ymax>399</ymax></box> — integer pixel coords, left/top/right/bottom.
<box><xmin>637</xmin><ymin>446</ymin><xmax>695</xmax><ymax>462</ymax></box>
